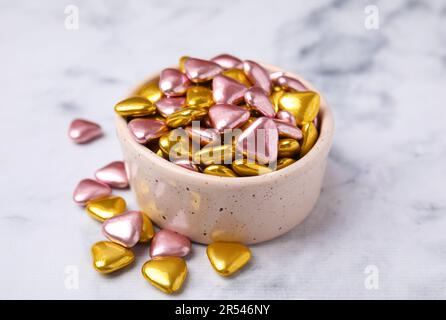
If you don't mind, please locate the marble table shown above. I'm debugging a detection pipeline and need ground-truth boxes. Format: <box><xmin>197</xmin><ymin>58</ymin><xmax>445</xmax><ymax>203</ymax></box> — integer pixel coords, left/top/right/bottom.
<box><xmin>1</xmin><ymin>0</ymin><xmax>445</xmax><ymax>299</ymax></box>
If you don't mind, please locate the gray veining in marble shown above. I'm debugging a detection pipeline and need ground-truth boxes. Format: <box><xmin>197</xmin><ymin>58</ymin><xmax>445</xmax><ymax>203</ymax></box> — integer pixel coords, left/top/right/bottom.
<box><xmin>0</xmin><ymin>0</ymin><xmax>445</xmax><ymax>299</ymax></box>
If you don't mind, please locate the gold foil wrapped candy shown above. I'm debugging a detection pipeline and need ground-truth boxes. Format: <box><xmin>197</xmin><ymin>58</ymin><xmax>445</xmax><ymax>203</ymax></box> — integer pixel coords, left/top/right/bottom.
<box><xmin>135</xmin><ymin>79</ymin><xmax>163</xmax><ymax>103</ymax></box>
<box><xmin>277</xmin><ymin>139</ymin><xmax>300</xmax><ymax>158</ymax></box>
<box><xmin>86</xmin><ymin>196</ymin><xmax>126</xmax><ymax>222</ymax></box>
<box><xmin>166</xmin><ymin>106</ymin><xmax>208</xmax><ymax>128</ymax></box>
<box><xmin>91</xmin><ymin>241</ymin><xmax>135</xmax><ymax>274</ymax></box>
<box><xmin>114</xmin><ymin>97</ymin><xmax>157</xmax><ymax>117</ymax></box>
<box><xmin>203</xmin><ymin>164</ymin><xmax>237</xmax><ymax>177</ymax></box>
<box><xmin>194</xmin><ymin>144</ymin><xmax>234</xmax><ymax>166</ymax></box>
<box><xmin>278</xmin><ymin>91</ymin><xmax>320</xmax><ymax>125</ymax></box>
<box><xmin>300</xmin><ymin>122</ymin><xmax>319</xmax><ymax>157</ymax></box>
<box><xmin>141</xmin><ymin>257</ymin><xmax>188</xmax><ymax>294</ymax></box>
<box><xmin>186</xmin><ymin>86</ymin><xmax>214</xmax><ymax>108</ymax></box>
<box><xmin>231</xmin><ymin>159</ymin><xmax>272</xmax><ymax>176</ymax></box>
<box><xmin>139</xmin><ymin>213</ymin><xmax>155</xmax><ymax>242</ymax></box>
<box><xmin>221</xmin><ymin>68</ymin><xmax>252</xmax><ymax>87</ymax></box>
<box><xmin>276</xmin><ymin>157</ymin><xmax>296</xmax><ymax>170</ymax></box>
<box><xmin>207</xmin><ymin>242</ymin><xmax>251</xmax><ymax>276</ymax></box>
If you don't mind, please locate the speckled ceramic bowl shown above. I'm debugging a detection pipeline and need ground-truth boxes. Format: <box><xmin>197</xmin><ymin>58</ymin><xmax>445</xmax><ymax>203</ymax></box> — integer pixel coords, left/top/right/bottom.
<box><xmin>116</xmin><ymin>63</ymin><xmax>334</xmax><ymax>244</ymax></box>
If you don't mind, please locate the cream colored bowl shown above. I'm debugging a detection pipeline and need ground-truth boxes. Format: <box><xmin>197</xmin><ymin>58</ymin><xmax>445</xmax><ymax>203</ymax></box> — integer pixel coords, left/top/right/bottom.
<box><xmin>116</xmin><ymin>63</ymin><xmax>334</xmax><ymax>244</ymax></box>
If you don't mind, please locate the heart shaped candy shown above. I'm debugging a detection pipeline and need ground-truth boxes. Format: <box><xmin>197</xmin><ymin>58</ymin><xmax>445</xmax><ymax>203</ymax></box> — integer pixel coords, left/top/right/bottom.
<box><xmin>274</xmin><ymin>120</ymin><xmax>303</xmax><ymax>140</ymax></box>
<box><xmin>95</xmin><ymin>161</ymin><xmax>128</xmax><ymax>189</ymax></box>
<box><xmin>150</xmin><ymin>229</ymin><xmax>191</xmax><ymax>258</ymax></box>
<box><xmin>184</xmin><ymin>58</ymin><xmax>223</xmax><ymax>83</ymax></box>
<box><xmin>275</xmin><ymin>110</ymin><xmax>296</xmax><ymax>126</ymax></box>
<box><xmin>243</xmin><ymin>60</ymin><xmax>271</xmax><ymax>94</ymax></box>
<box><xmin>141</xmin><ymin>257</ymin><xmax>187</xmax><ymax>294</ymax></box>
<box><xmin>73</xmin><ymin>178</ymin><xmax>111</xmax><ymax>205</ymax></box>
<box><xmin>91</xmin><ymin>241</ymin><xmax>135</xmax><ymax>274</ymax></box>
<box><xmin>155</xmin><ymin>97</ymin><xmax>185</xmax><ymax>117</ymax></box>
<box><xmin>102</xmin><ymin>211</ymin><xmax>142</xmax><ymax>248</ymax></box>
<box><xmin>212</xmin><ymin>74</ymin><xmax>247</xmax><ymax>104</ymax></box>
<box><xmin>207</xmin><ymin>242</ymin><xmax>251</xmax><ymax>277</ymax></box>
<box><xmin>276</xmin><ymin>75</ymin><xmax>307</xmax><ymax>92</ymax></box>
<box><xmin>244</xmin><ymin>87</ymin><xmax>275</xmax><ymax>118</ymax></box>
<box><xmin>127</xmin><ymin>118</ymin><xmax>169</xmax><ymax>144</ymax></box>
<box><xmin>211</xmin><ymin>53</ymin><xmax>243</xmax><ymax>69</ymax></box>
<box><xmin>159</xmin><ymin>68</ymin><xmax>190</xmax><ymax>97</ymax></box>
<box><xmin>208</xmin><ymin>104</ymin><xmax>250</xmax><ymax>132</ymax></box>
<box><xmin>68</xmin><ymin>119</ymin><xmax>102</xmax><ymax>144</ymax></box>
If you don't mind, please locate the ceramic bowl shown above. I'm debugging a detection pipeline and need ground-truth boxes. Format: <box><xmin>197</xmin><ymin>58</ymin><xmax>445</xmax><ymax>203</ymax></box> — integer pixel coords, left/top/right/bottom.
<box><xmin>116</xmin><ymin>63</ymin><xmax>334</xmax><ymax>244</ymax></box>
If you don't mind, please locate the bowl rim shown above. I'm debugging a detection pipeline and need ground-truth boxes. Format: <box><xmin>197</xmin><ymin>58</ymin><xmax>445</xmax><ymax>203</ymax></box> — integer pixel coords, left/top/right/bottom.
<box><xmin>116</xmin><ymin>62</ymin><xmax>334</xmax><ymax>187</ymax></box>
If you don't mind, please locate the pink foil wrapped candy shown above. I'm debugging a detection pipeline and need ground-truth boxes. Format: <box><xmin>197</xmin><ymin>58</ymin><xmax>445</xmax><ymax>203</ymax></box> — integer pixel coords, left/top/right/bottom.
<box><xmin>184</xmin><ymin>57</ymin><xmax>223</xmax><ymax>83</ymax></box>
<box><xmin>155</xmin><ymin>97</ymin><xmax>186</xmax><ymax>117</ymax></box>
<box><xmin>212</xmin><ymin>74</ymin><xmax>247</xmax><ymax>104</ymax></box>
<box><xmin>127</xmin><ymin>118</ymin><xmax>169</xmax><ymax>144</ymax></box>
<box><xmin>95</xmin><ymin>161</ymin><xmax>129</xmax><ymax>189</ymax></box>
<box><xmin>68</xmin><ymin>119</ymin><xmax>103</xmax><ymax>144</ymax></box>
<box><xmin>208</xmin><ymin>104</ymin><xmax>250</xmax><ymax>132</ymax></box>
<box><xmin>211</xmin><ymin>53</ymin><xmax>243</xmax><ymax>69</ymax></box>
<box><xmin>159</xmin><ymin>68</ymin><xmax>190</xmax><ymax>97</ymax></box>
<box><xmin>243</xmin><ymin>60</ymin><xmax>272</xmax><ymax>95</ymax></box>
<box><xmin>102</xmin><ymin>211</ymin><xmax>142</xmax><ymax>248</ymax></box>
<box><xmin>276</xmin><ymin>110</ymin><xmax>297</xmax><ymax>126</ymax></box>
<box><xmin>73</xmin><ymin>178</ymin><xmax>111</xmax><ymax>205</ymax></box>
<box><xmin>244</xmin><ymin>87</ymin><xmax>275</xmax><ymax>118</ymax></box>
<box><xmin>150</xmin><ymin>229</ymin><xmax>191</xmax><ymax>258</ymax></box>
<box><xmin>276</xmin><ymin>75</ymin><xmax>307</xmax><ymax>92</ymax></box>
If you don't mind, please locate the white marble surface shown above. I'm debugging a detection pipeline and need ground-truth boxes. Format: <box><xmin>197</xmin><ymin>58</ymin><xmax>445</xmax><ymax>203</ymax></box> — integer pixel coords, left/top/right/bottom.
<box><xmin>1</xmin><ymin>0</ymin><xmax>445</xmax><ymax>299</ymax></box>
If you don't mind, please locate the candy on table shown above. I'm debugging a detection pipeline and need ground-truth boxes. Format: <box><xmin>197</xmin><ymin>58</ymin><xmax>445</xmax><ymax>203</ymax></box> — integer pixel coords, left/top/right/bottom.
<box><xmin>141</xmin><ymin>257</ymin><xmax>188</xmax><ymax>294</ymax></box>
<box><xmin>139</xmin><ymin>212</ymin><xmax>155</xmax><ymax>242</ymax></box>
<box><xmin>68</xmin><ymin>119</ymin><xmax>103</xmax><ymax>144</ymax></box>
<box><xmin>102</xmin><ymin>211</ymin><xmax>142</xmax><ymax>248</ymax></box>
<box><xmin>73</xmin><ymin>178</ymin><xmax>111</xmax><ymax>205</ymax></box>
<box><xmin>91</xmin><ymin>241</ymin><xmax>135</xmax><ymax>274</ymax></box>
<box><xmin>95</xmin><ymin>161</ymin><xmax>129</xmax><ymax>189</ymax></box>
<box><xmin>206</xmin><ymin>242</ymin><xmax>252</xmax><ymax>277</ymax></box>
<box><xmin>86</xmin><ymin>195</ymin><xmax>126</xmax><ymax>222</ymax></box>
<box><xmin>150</xmin><ymin>229</ymin><xmax>191</xmax><ymax>258</ymax></box>
<box><xmin>114</xmin><ymin>54</ymin><xmax>322</xmax><ymax>176</ymax></box>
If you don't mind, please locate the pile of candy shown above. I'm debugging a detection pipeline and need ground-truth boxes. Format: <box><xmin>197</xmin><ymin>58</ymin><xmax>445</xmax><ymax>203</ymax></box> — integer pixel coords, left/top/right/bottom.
<box><xmin>69</xmin><ymin>121</ymin><xmax>251</xmax><ymax>294</ymax></box>
<box><xmin>115</xmin><ymin>54</ymin><xmax>321</xmax><ymax>177</ymax></box>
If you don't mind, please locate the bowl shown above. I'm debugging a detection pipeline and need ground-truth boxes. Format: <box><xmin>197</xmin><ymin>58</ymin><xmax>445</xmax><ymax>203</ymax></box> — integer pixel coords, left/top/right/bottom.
<box><xmin>116</xmin><ymin>63</ymin><xmax>334</xmax><ymax>244</ymax></box>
